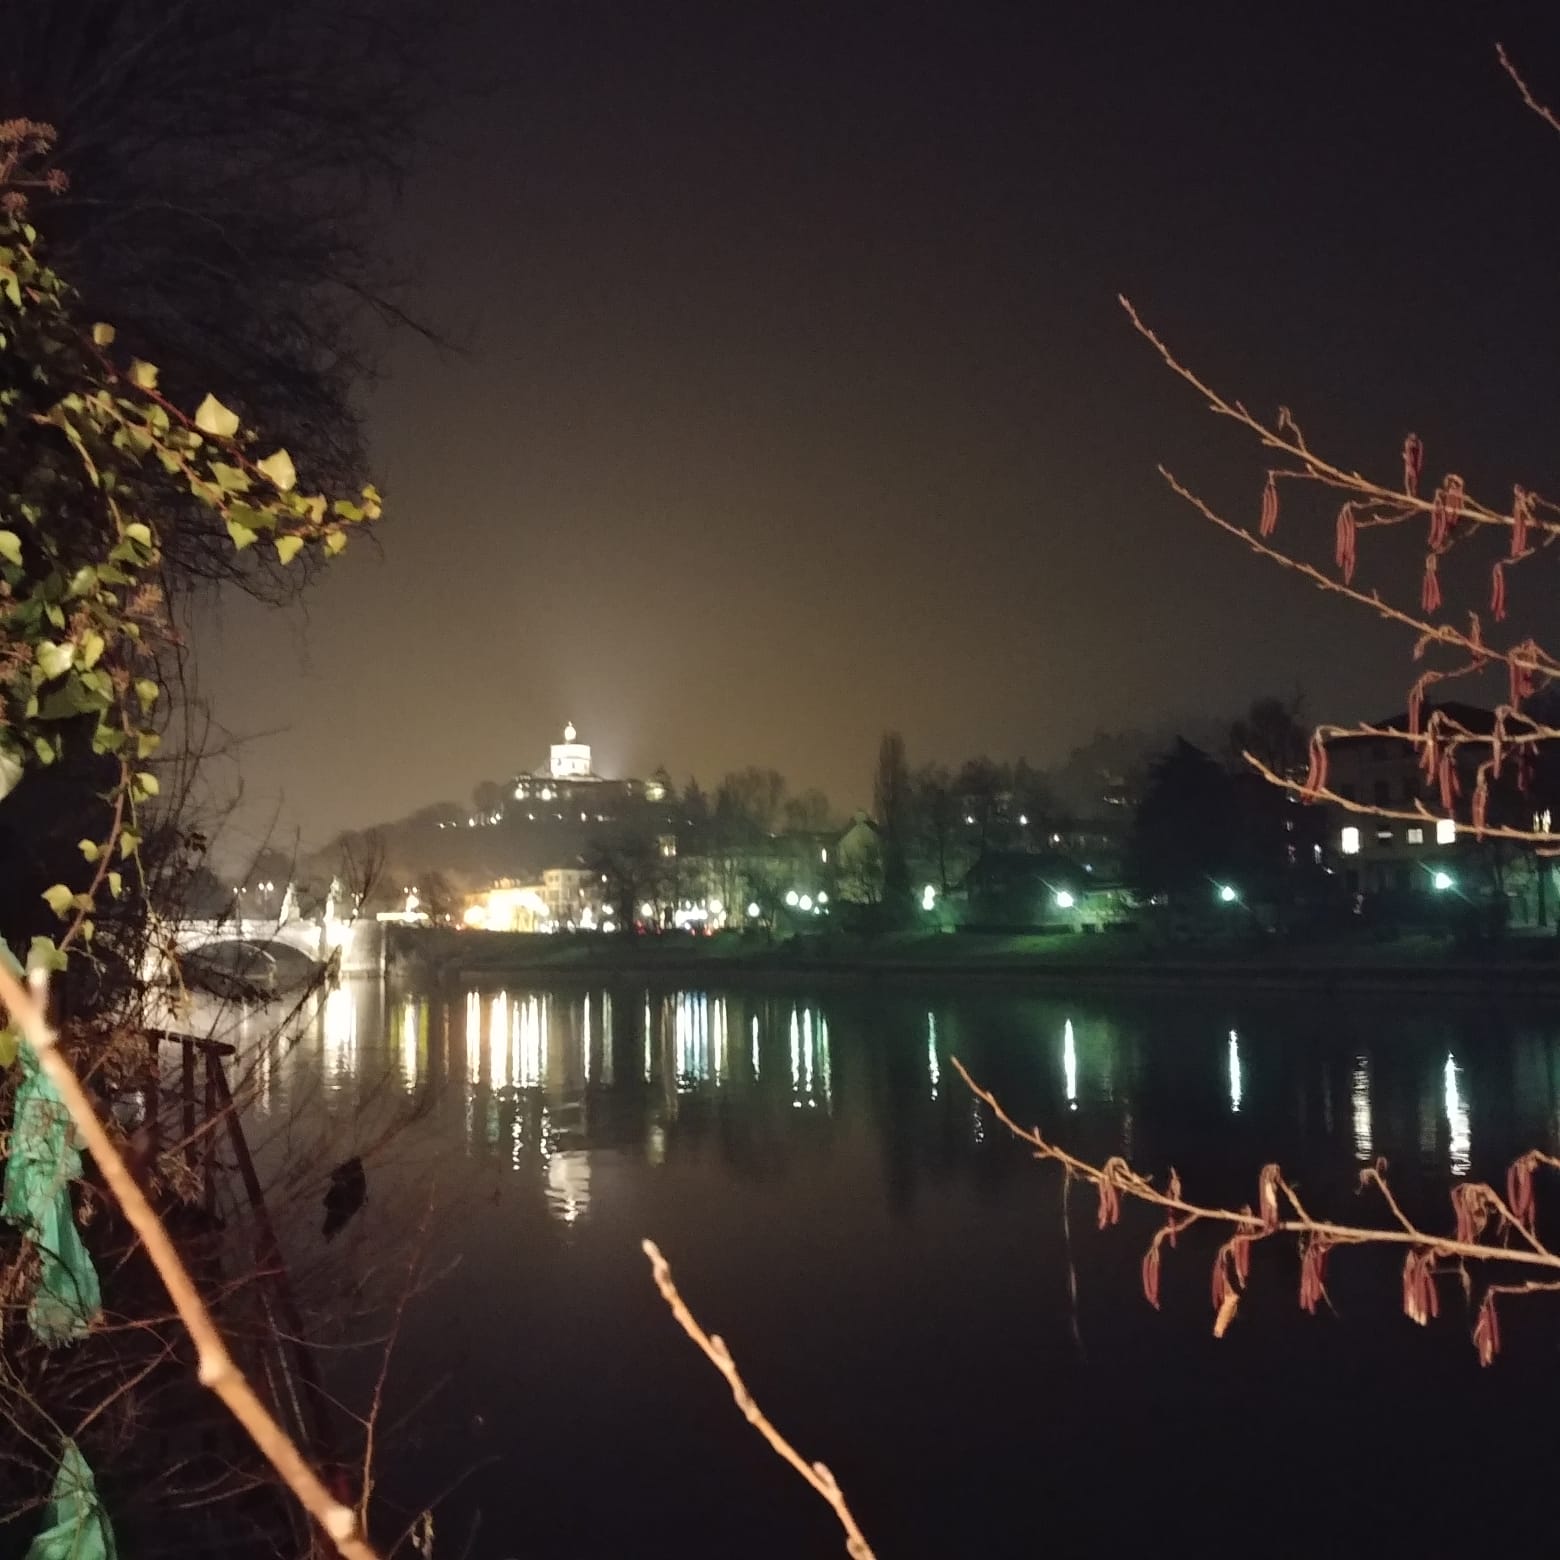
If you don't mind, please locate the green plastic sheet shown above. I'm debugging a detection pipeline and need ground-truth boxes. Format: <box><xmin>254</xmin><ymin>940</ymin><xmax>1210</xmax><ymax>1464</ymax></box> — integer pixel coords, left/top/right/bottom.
<box><xmin>0</xmin><ymin>939</ymin><xmax>102</xmax><ymax>1342</ymax></box>
<box><xmin>24</xmin><ymin>1439</ymin><xmax>117</xmax><ymax>1560</ymax></box>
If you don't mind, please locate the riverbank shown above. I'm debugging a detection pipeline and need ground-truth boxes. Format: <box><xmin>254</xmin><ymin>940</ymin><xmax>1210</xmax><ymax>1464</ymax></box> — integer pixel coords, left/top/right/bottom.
<box><xmin>386</xmin><ymin>924</ymin><xmax>1560</xmax><ymax>992</ymax></box>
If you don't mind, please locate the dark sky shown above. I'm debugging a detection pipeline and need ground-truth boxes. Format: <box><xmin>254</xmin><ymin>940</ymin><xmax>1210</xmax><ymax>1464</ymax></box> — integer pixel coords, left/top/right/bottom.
<box><xmin>194</xmin><ymin>2</ymin><xmax>1560</xmax><ymax>855</ymax></box>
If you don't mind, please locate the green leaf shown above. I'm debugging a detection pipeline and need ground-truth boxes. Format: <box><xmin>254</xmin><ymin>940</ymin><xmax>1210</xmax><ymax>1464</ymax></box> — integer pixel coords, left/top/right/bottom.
<box><xmin>0</xmin><ymin>530</ymin><xmax>21</xmax><ymax>567</ymax></box>
<box><xmin>65</xmin><ymin>565</ymin><xmax>97</xmax><ymax>598</ymax></box>
<box><xmin>275</xmin><ymin>534</ymin><xmax>305</xmax><ymax>566</ymax></box>
<box><xmin>324</xmin><ymin>530</ymin><xmax>347</xmax><ymax>556</ymax></box>
<box><xmin>134</xmin><ymin>771</ymin><xmax>160</xmax><ymax>798</ymax></box>
<box><xmin>32</xmin><ymin>734</ymin><xmax>56</xmax><ymax>764</ymax></box>
<box><xmin>92</xmin><ymin>322</ymin><xmax>116</xmax><ymax>346</ymax></box>
<box><xmin>79</xmin><ymin>630</ymin><xmax>105</xmax><ymax>670</ymax></box>
<box><xmin>26</xmin><ymin>936</ymin><xmax>67</xmax><ymax>975</ymax></box>
<box><xmin>128</xmin><ymin>359</ymin><xmax>159</xmax><ymax>390</ymax></box>
<box><xmin>36</xmin><ymin>641</ymin><xmax>74</xmax><ymax>680</ymax></box>
<box><xmin>257</xmin><ymin>448</ymin><xmax>297</xmax><ymax>492</ymax></box>
<box><xmin>42</xmin><ymin>883</ymin><xmax>74</xmax><ymax>919</ymax></box>
<box><xmin>211</xmin><ymin>461</ymin><xmax>251</xmax><ymax>493</ymax></box>
<box><xmin>38</xmin><ymin>675</ymin><xmax>99</xmax><ymax>720</ymax></box>
<box><xmin>107</xmin><ymin>871</ymin><xmax>123</xmax><ymax>899</ymax></box>
<box><xmin>137</xmin><ymin>730</ymin><xmax>160</xmax><ymax>759</ymax></box>
<box><xmin>118</xmin><ymin>831</ymin><xmax>139</xmax><ymax>859</ymax></box>
<box><xmin>135</xmin><ymin>679</ymin><xmax>159</xmax><ymax>711</ymax></box>
<box><xmin>78</xmin><ymin>839</ymin><xmax>100</xmax><ymax>862</ymax></box>
<box><xmin>124</xmin><ymin>521</ymin><xmax>153</xmax><ymax>549</ymax></box>
<box><xmin>226</xmin><ymin>517</ymin><xmax>257</xmax><ymax>550</ymax></box>
<box><xmin>228</xmin><ymin>502</ymin><xmax>276</xmax><ymax>532</ymax></box>
<box><xmin>194</xmin><ymin>393</ymin><xmax>240</xmax><ymax>439</ymax></box>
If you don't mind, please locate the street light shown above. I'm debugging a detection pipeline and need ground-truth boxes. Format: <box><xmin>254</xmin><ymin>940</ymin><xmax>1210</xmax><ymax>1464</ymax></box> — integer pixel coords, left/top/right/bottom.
<box><xmin>1432</xmin><ymin>870</ymin><xmax>1454</xmax><ymax>892</ymax></box>
<box><xmin>1054</xmin><ymin>890</ymin><xmax>1075</xmax><ymax>910</ymax></box>
<box><xmin>1217</xmin><ymin>884</ymin><xmax>1238</xmax><ymax>903</ymax></box>
<box><xmin>798</xmin><ymin>894</ymin><xmax>814</xmax><ymax>912</ymax></box>
<box><xmin>921</xmin><ymin>884</ymin><xmax>937</xmax><ymax>911</ymax></box>
<box><xmin>784</xmin><ymin>890</ymin><xmax>800</xmax><ymax>907</ymax></box>
<box><xmin>747</xmin><ymin>901</ymin><xmax>762</xmax><ymax>918</ymax></box>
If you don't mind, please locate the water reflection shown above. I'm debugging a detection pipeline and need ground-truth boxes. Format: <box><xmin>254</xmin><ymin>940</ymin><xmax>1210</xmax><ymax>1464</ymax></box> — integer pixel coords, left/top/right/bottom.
<box><xmin>1352</xmin><ymin>1056</ymin><xmax>1373</xmax><ymax>1162</ymax></box>
<box><xmin>252</xmin><ymin>981</ymin><xmax>1560</xmax><ymax>1244</ymax></box>
<box><xmin>1445</xmin><ymin>1053</ymin><xmax>1471</xmax><ymax>1178</ymax></box>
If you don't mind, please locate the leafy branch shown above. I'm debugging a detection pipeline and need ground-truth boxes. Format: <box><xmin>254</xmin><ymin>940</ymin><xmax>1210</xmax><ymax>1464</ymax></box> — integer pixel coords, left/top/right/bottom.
<box><xmin>0</xmin><ymin>205</ymin><xmax>378</xmax><ymax>966</ymax></box>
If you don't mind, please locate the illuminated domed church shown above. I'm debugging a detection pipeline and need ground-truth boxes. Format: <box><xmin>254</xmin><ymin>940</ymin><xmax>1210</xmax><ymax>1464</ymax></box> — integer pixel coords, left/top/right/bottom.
<box><xmin>548</xmin><ymin>721</ymin><xmax>593</xmax><ymax>780</ymax></box>
<box><xmin>510</xmin><ymin>722</ymin><xmax>666</xmax><ymax>804</ymax></box>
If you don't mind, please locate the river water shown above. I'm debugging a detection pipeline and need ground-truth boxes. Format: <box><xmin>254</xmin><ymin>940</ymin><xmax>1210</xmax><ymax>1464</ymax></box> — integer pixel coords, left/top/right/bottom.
<box><xmin>224</xmin><ymin>977</ymin><xmax>1560</xmax><ymax>1558</ymax></box>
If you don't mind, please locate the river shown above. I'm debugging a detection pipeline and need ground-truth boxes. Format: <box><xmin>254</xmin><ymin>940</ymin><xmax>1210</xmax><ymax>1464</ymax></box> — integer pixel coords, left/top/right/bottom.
<box><xmin>221</xmin><ymin>977</ymin><xmax>1560</xmax><ymax>1558</ymax></box>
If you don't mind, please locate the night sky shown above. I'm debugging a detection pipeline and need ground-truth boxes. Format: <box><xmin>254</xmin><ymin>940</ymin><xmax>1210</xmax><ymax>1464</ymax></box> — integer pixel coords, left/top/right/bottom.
<box><xmin>194</xmin><ymin>3</ymin><xmax>1560</xmax><ymax>856</ymax></box>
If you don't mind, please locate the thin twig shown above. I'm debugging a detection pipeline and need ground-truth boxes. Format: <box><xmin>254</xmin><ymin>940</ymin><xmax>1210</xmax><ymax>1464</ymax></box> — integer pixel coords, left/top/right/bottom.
<box><xmin>641</xmin><ymin>1240</ymin><xmax>876</xmax><ymax>1560</ymax></box>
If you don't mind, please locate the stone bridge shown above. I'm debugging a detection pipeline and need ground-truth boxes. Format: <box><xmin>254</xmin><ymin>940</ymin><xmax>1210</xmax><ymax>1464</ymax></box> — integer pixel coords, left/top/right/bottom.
<box><xmin>167</xmin><ymin>916</ymin><xmax>384</xmax><ymax>978</ymax></box>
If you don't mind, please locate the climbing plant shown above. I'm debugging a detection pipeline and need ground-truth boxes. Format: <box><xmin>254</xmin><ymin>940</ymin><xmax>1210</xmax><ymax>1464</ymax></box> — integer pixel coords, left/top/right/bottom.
<box><xmin>0</xmin><ymin>122</ymin><xmax>379</xmax><ymax>989</ymax></box>
<box><xmin>0</xmin><ymin>121</ymin><xmax>383</xmax><ymax>1558</ymax></box>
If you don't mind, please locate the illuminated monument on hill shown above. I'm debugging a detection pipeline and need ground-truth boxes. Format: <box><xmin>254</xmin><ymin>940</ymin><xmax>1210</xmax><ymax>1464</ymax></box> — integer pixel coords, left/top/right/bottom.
<box><xmin>549</xmin><ymin>721</ymin><xmax>593</xmax><ymax>780</ymax></box>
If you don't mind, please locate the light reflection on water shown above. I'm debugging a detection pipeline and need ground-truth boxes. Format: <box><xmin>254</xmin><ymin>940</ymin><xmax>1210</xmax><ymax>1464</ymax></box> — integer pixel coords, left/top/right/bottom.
<box><xmin>209</xmin><ymin>981</ymin><xmax>1527</xmax><ymax>1226</ymax></box>
<box><xmin>1352</xmin><ymin>1056</ymin><xmax>1373</xmax><ymax>1162</ymax></box>
<box><xmin>248</xmin><ymin>982</ymin><xmax>1533</xmax><ymax>1215</ymax></box>
<box><xmin>1445</xmin><ymin>1053</ymin><xmax>1471</xmax><ymax>1179</ymax></box>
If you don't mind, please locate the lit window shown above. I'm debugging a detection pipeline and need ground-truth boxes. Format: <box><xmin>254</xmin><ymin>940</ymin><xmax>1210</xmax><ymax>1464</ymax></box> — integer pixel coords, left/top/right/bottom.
<box><xmin>1376</xmin><ymin>829</ymin><xmax>1392</xmax><ymax>843</ymax></box>
<box><xmin>1436</xmin><ymin>818</ymin><xmax>1456</xmax><ymax>845</ymax></box>
<box><xmin>1340</xmin><ymin>827</ymin><xmax>1361</xmax><ymax>856</ymax></box>
<box><xmin>1406</xmin><ymin>827</ymin><xmax>1424</xmax><ymax>845</ymax></box>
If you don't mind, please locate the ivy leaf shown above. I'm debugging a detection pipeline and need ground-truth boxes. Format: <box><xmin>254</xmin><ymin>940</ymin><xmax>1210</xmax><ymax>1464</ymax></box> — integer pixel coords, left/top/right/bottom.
<box><xmin>0</xmin><ymin>530</ymin><xmax>21</xmax><ymax>567</ymax></box>
<box><xmin>79</xmin><ymin>630</ymin><xmax>105</xmax><ymax>670</ymax></box>
<box><xmin>78</xmin><ymin>839</ymin><xmax>100</xmax><ymax>862</ymax></box>
<box><xmin>42</xmin><ymin>883</ymin><xmax>74</xmax><ymax>920</ymax></box>
<box><xmin>257</xmin><ymin>448</ymin><xmax>297</xmax><ymax>492</ymax></box>
<box><xmin>137</xmin><ymin>730</ymin><xmax>160</xmax><ymax>759</ymax></box>
<box><xmin>194</xmin><ymin>393</ymin><xmax>240</xmax><ymax>439</ymax></box>
<box><xmin>211</xmin><ymin>461</ymin><xmax>251</xmax><ymax>494</ymax></box>
<box><xmin>0</xmin><ymin>744</ymin><xmax>22</xmax><ymax>802</ymax></box>
<box><xmin>107</xmin><ymin>871</ymin><xmax>123</xmax><ymax>899</ymax></box>
<box><xmin>135</xmin><ymin>679</ymin><xmax>159</xmax><ymax>711</ymax></box>
<box><xmin>128</xmin><ymin>359</ymin><xmax>159</xmax><ymax>391</ymax></box>
<box><xmin>36</xmin><ymin>641</ymin><xmax>74</xmax><ymax>681</ymax></box>
<box><xmin>275</xmin><ymin>534</ymin><xmax>305</xmax><ymax>566</ymax></box>
<box><xmin>226</xmin><ymin>517</ymin><xmax>258</xmax><ymax>550</ymax></box>
<box><xmin>324</xmin><ymin>530</ymin><xmax>348</xmax><ymax>556</ymax></box>
<box><xmin>118</xmin><ymin>831</ymin><xmax>139</xmax><ymax>859</ymax></box>
<box><xmin>26</xmin><ymin>936</ymin><xmax>67</xmax><ymax>975</ymax></box>
<box><xmin>38</xmin><ymin>675</ymin><xmax>98</xmax><ymax>720</ymax></box>
<box><xmin>91</xmin><ymin>322</ymin><xmax>115</xmax><ymax>346</ymax></box>
<box><xmin>123</xmin><ymin>521</ymin><xmax>153</xmax><ymax>549</ymax></box>
<box><xmin>134</xmin><ymin>771</ymin><xmax>160</xmax><ymax>799</ymax></box>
